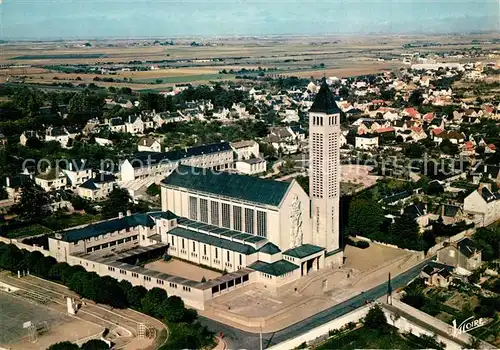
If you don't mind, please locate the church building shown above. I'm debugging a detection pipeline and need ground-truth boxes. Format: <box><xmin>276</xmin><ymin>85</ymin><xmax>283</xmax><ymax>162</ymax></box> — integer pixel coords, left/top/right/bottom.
<box><xmin>158</xmin><ymin>80</ymin><xmax>343</xmax><ymax>281</ymax></box>
<box><xmin>45</xmin><ymin>80</ymin><xmax>344</xmax><ymax>309</ymax></box>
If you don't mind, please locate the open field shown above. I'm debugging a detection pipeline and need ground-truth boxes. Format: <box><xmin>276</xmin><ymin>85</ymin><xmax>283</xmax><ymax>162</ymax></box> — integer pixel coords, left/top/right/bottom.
<box><xmin>1</xmin><ymin>34</ymin><xmax>498</xmax><ymax>88</ymax></box>
<box><xmin>0</xmin><ymin>291</ymin><xmax>102</xmax><ymax>349</ymax></box>
<box><xmin>145</xmin><ymin>258</ymin><xmax>222</xmax><ymax>281</ymax></box>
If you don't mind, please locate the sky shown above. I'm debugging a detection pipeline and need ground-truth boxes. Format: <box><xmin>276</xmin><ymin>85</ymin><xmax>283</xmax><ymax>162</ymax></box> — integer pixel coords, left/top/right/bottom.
<box><xmin>1</xmin><ymin>0</ymin><xmax>499</xmax><ymax>40</ymax></box>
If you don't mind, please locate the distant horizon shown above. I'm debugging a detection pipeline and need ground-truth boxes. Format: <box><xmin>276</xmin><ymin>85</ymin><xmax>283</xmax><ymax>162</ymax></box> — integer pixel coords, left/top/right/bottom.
<box><xmin>1</xmin><ymin>0</ymin><xmax>498</xmax><ymax>40</ymax></box>
<box><xmin>2</xmin><ymin>30</ymin><xmax>500</xmax><ymax>43</ymax></box>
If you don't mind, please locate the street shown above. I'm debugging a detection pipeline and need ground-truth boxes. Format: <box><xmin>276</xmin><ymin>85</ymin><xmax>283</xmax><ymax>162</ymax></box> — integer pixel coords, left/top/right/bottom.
<box><xmin>199</xmin><ymin>258</ymin><xmax>432</xmax><ymax>349</ymax></box>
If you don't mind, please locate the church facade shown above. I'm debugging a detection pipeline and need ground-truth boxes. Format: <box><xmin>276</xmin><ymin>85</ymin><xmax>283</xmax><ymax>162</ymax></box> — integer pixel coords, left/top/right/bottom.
<box><xmin>159</xmin><ymin>79</ymin><xmax>343</xmax><ymax>279</ymax></box>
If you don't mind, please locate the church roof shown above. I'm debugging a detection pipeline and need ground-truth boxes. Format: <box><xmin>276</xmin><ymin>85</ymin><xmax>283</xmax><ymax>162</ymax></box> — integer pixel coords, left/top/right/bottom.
<box><xmin>258</xmin><ymin>242</ymin><xmax>281</xmax><ymax>255</ymax></box>
<box><xmin>162</xmin><ymin>165</ymin><xmax>291</xmax><ymax>207</ymax></box>
<box><xmin>309</xmin><ymin>79</ymin><xmax>342</xmax><ymax>115</ymax></box>
<box><xmin>169</xmin><ymin>226</ymin><xmax>256</xmax><ymax>255</ymax></box>
<box><xmin>249</xmin><ymin>260</ymin><xmax>298</xmax><ymax>276</ymax></box>
<box><xmin>283</xmin><ymin>244</ymin><xmax>325</xmax><ymax>259</ymax></box>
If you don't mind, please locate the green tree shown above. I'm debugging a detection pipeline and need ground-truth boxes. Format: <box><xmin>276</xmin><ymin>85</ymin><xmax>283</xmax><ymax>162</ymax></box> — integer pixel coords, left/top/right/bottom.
<box><xmin>13</xmin><ymin>179</ymin><xmax>50</xmax><ymax>221</ymax></box>
<box><xmin>347</xmin><ymin>198</ymin><xmax>384</xmax><ymax>237</ymax></box>
<box><xmin>126</xmin><ymin>285</ymin><xmax>148</xmax><ymax>309</ymax></box>
<box><xmin>0</xmin><ymin>244</ymin><xmax>23</xmax><ymax>271</ymax></box>
<box><xmin>101</xmin><ymin>187</ymin><xmax>133</xmax><ymax>218</ymax></box>
<box><xmin>48</xmin><ymin>262</ymin><xmax>71</xmax><ymax>281</ymax></box>
<box><xmin>439</xmin><ymin>139</ymin><xmax>459</xmax><ymax>156</ymax></box>
<box><xmin>141</xmin><ymin>287</ymin><xmax>168</xmax><ymax>318</ymax></box>
<box><xmin>161</xmin><ymin>296</ymin><xmax>186</xmax><ymax>323</ymax></box>
<box><xmin>80</xmin><ymin>339</ymin><xmax>110</xmax><ymax>350</ymax></box>
<box><xmin>364</xmin><ymin>304</ymin><xmax>388</xmax><ymax>333</ymax></box>
<box><xmin>47</xmin><ymin>341</ymin><xmax>79</xmax><ymax>350</ymax></box>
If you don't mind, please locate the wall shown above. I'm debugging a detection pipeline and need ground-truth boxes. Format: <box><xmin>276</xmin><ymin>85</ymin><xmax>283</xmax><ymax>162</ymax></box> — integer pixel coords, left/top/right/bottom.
<box><xmin>267</xmin><ymin>301</ymin><xmax>472</xmax><ymax>350</ymax></box>
<box><xmin>356</xmin><ymin>236</ymin><xmax>425</xmax><ymax>258</ymax></box>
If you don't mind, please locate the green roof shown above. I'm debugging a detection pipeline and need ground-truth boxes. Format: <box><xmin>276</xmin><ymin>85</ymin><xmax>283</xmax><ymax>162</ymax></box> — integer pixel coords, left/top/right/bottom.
<box><xmin>168</xmin><ymin>227</ymin><xmax>257</xmax><ymax>255</ymax></box>
<box><xmin>162</xmin><ymin>165</ymin><xmax>291</xmax><ymax>206</ymax></box>
<box><xmin>283</xmin><ymin>244</ymin><xmax>325</xmax><ymax>259</ymax></box>
<box><xmin>58</xmin><ymin>212</ymin><xmax>156</xmax><ymax>243</ymax></box>
<box><xmin>259</xmin><ymin>242</ymin><xmax>281</xmax><ymax>255</ymax></box>
<box><xmin>177</xmin><ymin>217</ymin><xmax>267</xmax><ymax>244</ymax></box>
<box><xmin>249</xmin><ymin>260</ymin><xmax>298</xmax><ymax>276</ymax></box>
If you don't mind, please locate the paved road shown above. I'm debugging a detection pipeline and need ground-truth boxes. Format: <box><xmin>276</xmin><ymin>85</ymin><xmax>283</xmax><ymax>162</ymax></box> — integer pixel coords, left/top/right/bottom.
<box><xmin>199</xmin><ymin>258</ymin><xmax>433</xmax><ymax>350</ymax></box>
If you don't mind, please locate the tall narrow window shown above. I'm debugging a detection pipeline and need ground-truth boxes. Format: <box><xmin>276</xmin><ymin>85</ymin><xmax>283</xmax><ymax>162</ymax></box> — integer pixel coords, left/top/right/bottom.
<box><xmin>221</xmin><ymin>203</ymin><xmax>231</xmax><ymax>228</ymax></box>
<box><xmin>257</xmin><ymin>211</ymin><xmax>267</xmax><ymax>237</ymax></box>
<box><xmin>233</xmin><ymin>206</ymin><xmax>242</xmax><ymax>231</ymax></box>
<box><xmin>239</xmin><ymin>254</ymin><xmax>242</xmax><ymax>265</ymax></box>
<box><xmin>200</xmin><ymin>198</ymin><xmax>208</xmax><ymax>223</ymax></box>
<box><xmin>204</xmin><ymin>244</ymin><xmax>207</xmax><ymax>255</ymax></box>
<box><xmin>189</xmin><ymin>196</ymin><xmax>198</xmax><ymax>220</ymax></box>
<box><xmin>215</xmin><ymin>248</ymin><xmax>218</xmax><ymax>259</ymax></box>
<box><xmin>192</xmin><ymin>241</ymin><xmax>196</xmax><ymax>251</ymax></box>
<box><xmin>227</xmin><ymin>251</ymin><xmax>230</xmax><ymax>260</ymax></box>
<box><xmin>211</xmin><ymin>201</ymin><xmax>220</xmax><ymax>226</ymax></box>
<box><xmin>244</xmin><ymin>208</ymin><xmax>254</xmax><ymax>234</ymax></box>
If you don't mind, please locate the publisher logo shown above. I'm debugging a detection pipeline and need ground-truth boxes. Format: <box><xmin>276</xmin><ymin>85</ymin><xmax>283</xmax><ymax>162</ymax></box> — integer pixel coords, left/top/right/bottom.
<box><xmin>450</xmin><ymin>316</ymin><xmax>487</xmax><ymax>337</ymax></box>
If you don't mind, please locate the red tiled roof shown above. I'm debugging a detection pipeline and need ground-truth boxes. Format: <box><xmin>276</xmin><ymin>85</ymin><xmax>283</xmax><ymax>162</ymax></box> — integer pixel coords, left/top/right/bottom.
<box><xmin>464</xmin><ymin>141</ymin><xmax>474</xmax><ymax>150</ymax></box>
<box><xmin>375</xmin><ymin>127</ymin><xmax>395</xmax><ymax>133</ymax></box>
<box><xmin>432</xmin><ymin>128</ymin><xmax>444</xmax><ymax>135</ymax></box>
<box><xmin>411</xmin><ymin>127</ymin><xmax>423</xmax><ymax>133</ymax></box>
<box><xmin>405</xmin><ymin>107</ymin><xmax>419</xmax><ymax>117</ymax></box>
<box><xmin>488</xmin><ymin>144</ymin><xmax>497</xmax><ymax>150</ymax></box>
<box><xmin>423</xmin><ymin>112</ymin><xmax>434</xmax><ymax>121</ymax></box>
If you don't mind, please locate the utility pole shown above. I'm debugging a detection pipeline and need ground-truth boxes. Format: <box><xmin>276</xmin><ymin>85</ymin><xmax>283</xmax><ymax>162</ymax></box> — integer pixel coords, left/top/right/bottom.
<box><xmin>260</xmin><ymin>321</ymin><xmax>263</xmax><ymax>350</ymax></box>
<box><xmin>387</xmin><ymin>272</ymin><xmax>392</xmax><ymax>305</ymax></box>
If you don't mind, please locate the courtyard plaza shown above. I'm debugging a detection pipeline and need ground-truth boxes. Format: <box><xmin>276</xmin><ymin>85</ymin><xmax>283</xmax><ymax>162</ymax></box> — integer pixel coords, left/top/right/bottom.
<box><xmin>200</xmin><ymin>242</ymin><xmax>423</xmax><ymax>332</ymax></box>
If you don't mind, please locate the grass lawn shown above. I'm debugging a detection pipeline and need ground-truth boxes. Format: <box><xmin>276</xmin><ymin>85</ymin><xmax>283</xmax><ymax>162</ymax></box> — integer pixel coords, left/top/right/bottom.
<box><xmin>5</xmin><ymin>223</ymin><xmax>53</xmax><ymax>239</ymax></box>
<box><xmin>42</xmin><ymin>213</ymin><xmax>103</xmax><ymax>231</ymax></box>
<box><xmin>316</xmin><ymin>327</ymin><xmax>415</xmax><ymax>350</ymax></box>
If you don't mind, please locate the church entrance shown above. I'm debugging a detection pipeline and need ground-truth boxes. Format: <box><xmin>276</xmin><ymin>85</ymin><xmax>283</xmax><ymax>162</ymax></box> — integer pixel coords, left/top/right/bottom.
<box><xmin>306</xmin><ymin>259</ymin><xmax>314</xmax><ymax>274</ymax></box>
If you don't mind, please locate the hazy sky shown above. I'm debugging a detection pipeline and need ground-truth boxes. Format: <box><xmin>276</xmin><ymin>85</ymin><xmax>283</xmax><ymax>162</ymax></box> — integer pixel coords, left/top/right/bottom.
<box><xmin>1</xmin><ymin>0</ymin><xmax>499</xmax><ymax>39</ymax></box>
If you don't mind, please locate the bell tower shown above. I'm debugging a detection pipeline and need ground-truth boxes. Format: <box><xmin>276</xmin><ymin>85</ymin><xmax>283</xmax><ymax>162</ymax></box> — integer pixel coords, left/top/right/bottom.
<box><xmin>309</xmin><ymin>79</ymin><xmax>342</xmax><ymax>254</ymax></box>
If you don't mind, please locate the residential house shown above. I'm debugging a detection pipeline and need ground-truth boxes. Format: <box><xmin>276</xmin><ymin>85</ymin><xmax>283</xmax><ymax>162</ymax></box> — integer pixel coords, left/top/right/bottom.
<box><xmin>470</xmin><ymin>164</ymin><xmax>500</xmax><ymax>185</ymax></box>
<box><xmin>138</xmin><ymin>137</ymin><xmax>162</xmax><ymax>153</ymax></box>
<box><xmin>19</xmin><ymin>131</ymin><xmax>40</xmax><ymax>146</ymax></box>
<box><xmin>433</xmin><ymin>204</ymin><xmax>465</xmax><ymax>225</ymax></box>
<box><xmin>355</xmin><ymin>134</ymin><xmax>379</xmax><ymax>150</ymax></box>
<box><xmin>403</xmin><ymin>202</ymin><xmax>430</xmax><ymax>232</ymax></box>
<box><xmin>45</xmin><ymin>127</ymin><xmax>77</xmax><ymax>148</ymax></box>
<box><xmin>109</xmin><ymin>117</ymin><xmax>127</xmax><ymax>133</ymax></box>
<box><xmin>437</xmin><ymin>238</ymin><xmax>482</xmax><ymax>274</ymax></box>
<box><xmin>463</xmin><ymin>184</ymin><xmax>500</xmax><ymax>227</ymax></box>
<box><xmin>4</xmin><ymin>174</ymin><xmax>31</xmax><ymax>202</ymax></box>
<box><xmin>125</xmin><ymin>116</ymin><xmax>145</xmax><ymax>135</ymax></box>
<box><xmin>433</xmin><ymin>130</ymin><xmax>465</xmax><ymax>145</ymax></box>
<box><xmin>409</xmin><ymin>127</ymin><xmax>428</xmax><ymax>142</ymax></box>
<box><xmin>78</xmin><ymin>174</ymin><xmax>117</xmax><ymax>201</ymax></box>
<box><xmin>421</xmin><ymin>263</ymin><xmax>454</xmax><ymax>288</ymax></box>
<box><xmin>62</xmin><ymin>159</ymin><xmax>92</xmax><ymax>188</ymax></box>
<box><xmin>35</xmin><ymin>168</ymin><xmax>68</xmax><ymax>192</ymax></box>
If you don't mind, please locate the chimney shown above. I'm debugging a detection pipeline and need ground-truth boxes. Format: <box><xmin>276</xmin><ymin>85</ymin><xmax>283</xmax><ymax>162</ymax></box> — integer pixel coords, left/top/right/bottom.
<box><xmin>118</xmin><ymin>212</ymin><xmax>124</xmax><ymax>219</ymax></box>
<box><xmin>126</xmin><ymin>210</ymin><xmax>132</xmax><ymax>216</ymax></box>
<box><xmin>69</xmin><ymin>162</ymin><xmax>73</xmax><ymax>171</ymax></box>
<box><xmin>144</xmin><ymin>139</ymin><xmax>147</xmax><ymax>145</ymax></box>
<box><xmin>5</xmin><ymin>177</ymin><xmax>10</xmax><ymax>187</ymax></box>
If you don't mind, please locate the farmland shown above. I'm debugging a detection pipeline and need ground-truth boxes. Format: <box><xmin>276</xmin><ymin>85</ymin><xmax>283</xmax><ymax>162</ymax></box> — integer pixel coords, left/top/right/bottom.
<box><xmin>1</xmin><ymin>33</ymin><xmax>498</xmax><ymax>89</ymax></box>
